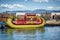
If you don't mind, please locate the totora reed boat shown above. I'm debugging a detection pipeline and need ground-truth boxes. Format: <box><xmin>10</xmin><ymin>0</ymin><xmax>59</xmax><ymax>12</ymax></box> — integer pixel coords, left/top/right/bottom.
<box><xmin>6</xmin><ymin>13</ymin><xmax>45</xmax><ymax>28</ymax></box>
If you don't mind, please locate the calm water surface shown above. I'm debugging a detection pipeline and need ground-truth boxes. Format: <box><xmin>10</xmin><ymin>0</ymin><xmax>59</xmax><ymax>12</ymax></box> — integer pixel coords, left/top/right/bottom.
<box><xmin>0</xmin><ymin>26</ymin><xmax>60</xmax><ymax>40</ymax></box>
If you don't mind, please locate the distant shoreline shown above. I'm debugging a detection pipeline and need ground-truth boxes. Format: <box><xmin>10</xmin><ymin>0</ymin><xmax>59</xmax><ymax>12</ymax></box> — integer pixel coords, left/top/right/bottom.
<box><xmin>45</xmin><ymin>24</ymin><xmax>60</xmax><ymax>26</ymax></box>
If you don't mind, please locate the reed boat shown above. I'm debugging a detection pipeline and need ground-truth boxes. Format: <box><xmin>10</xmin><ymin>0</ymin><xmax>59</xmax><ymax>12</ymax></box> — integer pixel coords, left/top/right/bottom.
<box><xmin>6</xmin><ymin>13</ymin><xmax>45</xmax><ymax>28</ymax></box>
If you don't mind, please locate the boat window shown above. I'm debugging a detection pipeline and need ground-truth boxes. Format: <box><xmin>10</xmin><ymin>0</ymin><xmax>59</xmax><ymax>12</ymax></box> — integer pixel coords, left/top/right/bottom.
<box><xmin>16</xmin><ymin>15</ymin><xmax>24</xmax><ymax>20</ymax></box>
<box><xmin>27</xmin><ymin>18</ymin><xmax>37</xmax><ymax>21</ymax></box>
<box><xmin>32</xmin><ymin>18</ymin><xmax>37</xmax><ymax>21</ymax></box>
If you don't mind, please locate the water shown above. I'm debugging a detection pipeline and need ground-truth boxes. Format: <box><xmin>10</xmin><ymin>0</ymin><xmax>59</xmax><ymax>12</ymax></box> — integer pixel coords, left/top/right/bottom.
<box><xmin>0</xmin><ymin>26</ymin><xmax>60</xmax><ymax>40</ymax></box>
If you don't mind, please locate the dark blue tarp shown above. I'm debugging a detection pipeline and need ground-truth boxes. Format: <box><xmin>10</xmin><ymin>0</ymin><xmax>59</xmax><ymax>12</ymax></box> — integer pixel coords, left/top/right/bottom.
<box><xmin>0</xmin><ymin>22</ymin><xmax>6</xmax><ymax>29</ymax></box>
<box><xmin>0</xmin><ymin>22</ymin><xmax>6</xmax><ymax>24</ymax></box>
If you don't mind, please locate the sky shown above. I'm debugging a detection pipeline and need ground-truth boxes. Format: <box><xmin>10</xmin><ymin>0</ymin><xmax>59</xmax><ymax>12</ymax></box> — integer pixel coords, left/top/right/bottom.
<box><xmin>0</xmin><ymin>0</ymin><xmax>60</xmax><ymax>12</ymax></box>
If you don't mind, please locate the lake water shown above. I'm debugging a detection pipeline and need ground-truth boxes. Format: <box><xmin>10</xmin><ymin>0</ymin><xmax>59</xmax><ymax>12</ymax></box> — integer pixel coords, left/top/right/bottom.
<box><xmin>0</xmin><ymin>26</ymin><xmax>60</xmax><ymax>40</ymax></box>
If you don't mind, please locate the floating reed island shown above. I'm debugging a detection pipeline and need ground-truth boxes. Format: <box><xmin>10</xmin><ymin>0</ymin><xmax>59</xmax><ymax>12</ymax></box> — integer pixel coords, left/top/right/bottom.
<box><xmin>45</xmin><ymin>20</ymin><xmax>60</xmax><ymax>26</ymax></box>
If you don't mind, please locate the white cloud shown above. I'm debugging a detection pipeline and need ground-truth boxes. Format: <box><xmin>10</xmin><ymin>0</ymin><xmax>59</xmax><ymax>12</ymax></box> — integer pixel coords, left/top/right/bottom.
<box><xmin>47</xmin><ymin>6</ymin><xmax>53</xmax><ymax>10</ymax></box>
<box><xmin>33</xmin><ymin>0</ymin><xmax>49</xmax><ymax>3</ymax></box>
<box><xmin>47</xmin><ymin>6</ymin><xmax>60</xmax><ymax>10</ymax></box>
<box><xmin>13</xmin><ymin>4</ymin><xmax>26</xmax><ymax>8</ymax></box>
<box><xmin>25</xmin><ymin>0</ymin><xmax>27</xmax><ymax>2</ymax></box>
<box><xmin>0</xmin><ymin>4</ymin><xmax>26</xmax><ymax>9</ymax></box>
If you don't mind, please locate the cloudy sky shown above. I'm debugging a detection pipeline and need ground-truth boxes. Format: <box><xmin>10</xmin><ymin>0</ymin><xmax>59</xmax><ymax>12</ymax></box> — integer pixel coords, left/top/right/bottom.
<box><xmin>0</xmin><ymin>0</ymin><xmax>60</xmax><ymax>12</ymax></box>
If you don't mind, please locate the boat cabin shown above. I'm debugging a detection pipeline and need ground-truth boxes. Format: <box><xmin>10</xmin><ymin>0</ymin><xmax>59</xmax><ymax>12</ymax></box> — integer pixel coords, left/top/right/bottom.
<box><xmin>13</xmin><ymin>14</ymin><xmax>43</xmax><ymax>25</ymax></box>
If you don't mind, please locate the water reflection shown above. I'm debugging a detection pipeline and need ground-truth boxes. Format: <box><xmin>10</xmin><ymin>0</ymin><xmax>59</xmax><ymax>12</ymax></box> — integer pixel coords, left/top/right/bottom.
<box><xmin>0</xmin><ymin>26</ymin><xmax>60</xmax><ymax>40</ymax></box>
<box><xmin>11</xmin><ymin>27</ymin><xmax>45</xmax><ymax>40</ymax></box>
<box><xmin>7</xmin><ymin>27</ymin><xmax>45</xmax><ymax>36</ymax></box>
